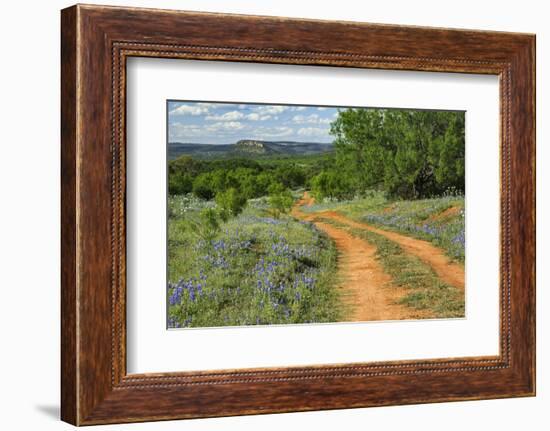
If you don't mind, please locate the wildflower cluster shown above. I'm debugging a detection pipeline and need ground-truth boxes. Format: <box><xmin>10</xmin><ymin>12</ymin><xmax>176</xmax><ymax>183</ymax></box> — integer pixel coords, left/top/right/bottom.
<box><xmin>362</xmin><ymin>198</ymin><xmax>465</xmax><ymax>261</ymax></box>
<box><xmin>168</xmin><ymin>194</ymin><xmax>215</xmax><ymax>219</ymax></box>
<box><xmin>167</xmin><ymin>211</ymin><xmax>340</xmax><ymax>328</ymax></box>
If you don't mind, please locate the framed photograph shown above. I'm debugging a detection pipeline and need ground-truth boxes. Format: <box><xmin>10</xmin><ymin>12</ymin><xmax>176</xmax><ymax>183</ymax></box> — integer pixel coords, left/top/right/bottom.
<box><xmin>61</xmin><ymin>4</ymin><xmax>535</xmax><ymax>425</ymax></box>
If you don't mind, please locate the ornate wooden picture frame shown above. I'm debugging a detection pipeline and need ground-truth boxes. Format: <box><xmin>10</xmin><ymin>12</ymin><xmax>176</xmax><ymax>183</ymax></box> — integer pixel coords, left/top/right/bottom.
<box><xmin>61</xmin><ymin>4</ymin><xmax>535</xmax><ymax>425</ymax></box>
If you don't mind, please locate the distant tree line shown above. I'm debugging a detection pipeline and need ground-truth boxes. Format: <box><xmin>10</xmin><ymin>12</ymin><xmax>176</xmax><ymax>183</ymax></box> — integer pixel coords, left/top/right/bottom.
<box><xmin>168</xmin><ymin>155</ymin><xmax>324</xmax><ymax>220</ymax></box>
<box><xmin>168</xmin><ymin>155</ymin><xmax>324</xmax><ymax>200</ymax></box>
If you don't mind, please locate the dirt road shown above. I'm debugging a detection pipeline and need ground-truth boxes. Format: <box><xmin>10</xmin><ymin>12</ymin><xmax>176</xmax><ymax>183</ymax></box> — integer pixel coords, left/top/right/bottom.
<box><xmin>293</xmin><ymin>192</ymin><xmax>465</xmax><ymax>291</ymax></box>
<box><xmin>291</xmin><ymin>194</ymin><xmax>427</xmax><ymax>321</ymax></box>
<box><xmin>316</xmin><ymin>211</ymin><xmax>464</xmax><ymax>291</ymax></box>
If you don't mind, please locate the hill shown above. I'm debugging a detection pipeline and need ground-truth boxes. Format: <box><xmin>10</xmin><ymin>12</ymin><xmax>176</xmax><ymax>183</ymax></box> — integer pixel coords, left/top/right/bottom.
<box><xmin>168</xmin><ymin>140</ymin><xmax>333</xmax><ymax>160</ymax></box>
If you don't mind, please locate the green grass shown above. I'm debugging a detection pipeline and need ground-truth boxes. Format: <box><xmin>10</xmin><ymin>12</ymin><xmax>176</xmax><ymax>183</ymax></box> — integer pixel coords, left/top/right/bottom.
<box><xmin>303</xmin><ymin>191</ymin><xmax>465</xmax><ymax>263</ymax></box>
<box><xmin>167</xmin><ymin>197</ymin><xmax>342</xmax><ymax>328</ymax></box>
<box><xmin>316</xmin><ymin>217</ymin><xmax>465</xmax><ymax>318</ymax></box>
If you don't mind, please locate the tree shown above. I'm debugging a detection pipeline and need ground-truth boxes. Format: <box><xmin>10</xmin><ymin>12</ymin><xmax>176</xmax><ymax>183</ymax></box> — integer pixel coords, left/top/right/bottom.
<box><xmin>192</xmin><ymin>173</ymin><xmax>216</xmax><ymax>200</ymax></box>
<box><xmin>215</xmin><ymin>188</ymin><xmax>247</xmax><ymax>221</ymax></box>
<box><xmin>210</xmin><ymin>169</ymin><xmax>228</xmax><ymax>193</ymax></box>
<box><xmin>168</xmin><ymin>171</ymin><xmax>193</xmax><ymax>195</ymax></box>
<box><xmin>330</xmin><ymin>108</ymin><xmax>386</xmax><ymax>192</ymax></box>
<box><xmin>168</xmin><ymin>155</ymin><xmax>204</xmax><ymax>195</ymax></box>
<box><xmin>428</xmin><ymin>112</ymin><xmax>465</xmax><ymax>192</ymax></box>
<box><xmin>311</xmin><ymin>170</ymin><xmax>356</xmax><ymax>201</ymax></box>
<box><xmin>274</xmin><ymin>164</ymin><xmax>306</xmax><ymax>189</ymax></box>
<box><xmin>195</xmin><ymin>208</ymin><xmax>220</xmax><ymax>241</ymax></box>
<box><xmin>329</xmin><ymin>108</ymin><xmax>465</xmax><ymax>199</ymax></box>
<box><xmin>168</xmin><ymin>155</ymin><xmax>205</xmax><ymax>178</ymax></box>
<box><xmin>268</xmin><ymin>183</ymin><xmax>294</xmax><ymax>218</ymax></box>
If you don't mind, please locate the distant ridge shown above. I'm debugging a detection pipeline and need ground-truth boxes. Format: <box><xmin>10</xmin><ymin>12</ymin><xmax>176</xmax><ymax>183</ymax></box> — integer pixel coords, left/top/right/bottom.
<box><xmin>168</xmin><ymin>139</ymin><xmax>334</xmax><ymax>159</ymax></box>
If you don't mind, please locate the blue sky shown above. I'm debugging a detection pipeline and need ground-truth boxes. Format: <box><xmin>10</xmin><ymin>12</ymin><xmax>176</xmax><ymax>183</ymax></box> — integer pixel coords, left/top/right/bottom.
<box><xmin>168</xmin><ymin>101</ymin><xmax>340</xmax><ymax>145</ymax></box>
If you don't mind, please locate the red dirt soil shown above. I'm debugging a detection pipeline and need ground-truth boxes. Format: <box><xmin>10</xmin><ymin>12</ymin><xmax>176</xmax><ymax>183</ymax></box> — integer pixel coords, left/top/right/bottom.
<box><xmin>292</xmin><ymin>191</ymin><xmax>464</xmax><ymax>291</ymax></box>
<box><xmin>427</xmin><ymin>205</ymin><xmax>461</xmax><ymax>222</ymax></box>
<box><xmin>292</xmin><ymin>194</ymin><xmax>429</xmax><ymax>321</ymax></box>
<box><xmin>319</xmin><ymin>210</ymin><xmax>465</xmax><ymax>291</ymax></box>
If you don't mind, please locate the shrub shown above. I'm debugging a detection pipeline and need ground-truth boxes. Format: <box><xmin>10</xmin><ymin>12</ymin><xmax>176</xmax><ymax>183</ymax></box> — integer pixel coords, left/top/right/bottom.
<box><xmin>310</xmin><ymin>170</ymin><xmax>356</xmax><ymax>201</ymax></box>
<box><xmin>215</xmin><ymin>188</ymin><xmax>247</xmax><ymax>221</ymax></box>
<box><xmin>168</xmin><ymin>172</ymin><xmax>193</xmax><ymax>195</ymax></box>
<box><xmin>268</xmin><ymin>183</ymin><xmax>294</xmax><ymax>218</ymax></box>
<box><xmin>196</xmin><ymin>208</ymin><xmax>220</xmax><ymax>241</ymax></box>
<box><xmin>192</xmin><ymin>173</ymin><xmax>215</xmax><ymax>200</ymax></box>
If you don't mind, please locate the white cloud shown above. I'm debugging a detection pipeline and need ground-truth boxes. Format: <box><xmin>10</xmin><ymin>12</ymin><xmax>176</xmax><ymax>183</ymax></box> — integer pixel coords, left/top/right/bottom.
<box><xmin>293</xmin><ymin>113</ymin><xmax>335</xmax><ymax>125</ymax></box>
<box><xmin>297</xmin><ymin>127</ymin><xmax>329</xmax><ymax>137</ymax></box>
<box><xmin>169</xmin><ymin>120</ymin><xmax>248</xmax><ymax>142</ymax></box>
<box><xmin>290</xmin><ymin>106</ymin><xmax>307</xmax><ymax>111</ymax></box>
<box><xmin>246</xmin><ymin>113</ymin><xmax>271</xmax><ymax>121</ymax></box>
<box><xmin>196</xmin><ymin>102</ymin><xmax>228</xmax><ymax>109</ymax></box>
<box><xmin>317</xmin><ymin>107</ymin><xmax>328</xmax><ymax>111</ymax></box>
<box><xmin>293</xmin><ymin>114</ymin><xmax>317</xmax><ymax>124</ymax></box>
<box><xmin>253</xmin><ymin>105</ymin><xmax>288</xmax><ymax>115</ymax></box>
<box><xmin>246</xmin><ymin>113</ymin><xmax>260</xmax><ymax>121</ymax></box>
<box><xmin>169</xmin><ymin>104</ymin><xmax>209</xmax><ymax>116</ymax></box>
<box><xmin>203</xmin><ymin>110</ymin><xmax>272</xmax><ymax>122</ymax></box>
<box><xmin>205</xmin><ymin>110</ymin><xmax>244</xmax><ymax>121</ymax></box>
<box><xmin>224</xmin><ymin>121</ymin><xmax>245</xmax><ymax>130</ymax></box>
<box><xmin>206</xmin><ymin>121</ymin><xmax>245</xmax><ymax>131</ymax></box>
<box><xmin>168</xmin><ymin>123</ymin><xmax>204</xmax><ymax>140</ymax></box>
<box><xmin>251</xmin><ymin>126</ymin><xmax>294</xmax><ymax>138</ymax></box>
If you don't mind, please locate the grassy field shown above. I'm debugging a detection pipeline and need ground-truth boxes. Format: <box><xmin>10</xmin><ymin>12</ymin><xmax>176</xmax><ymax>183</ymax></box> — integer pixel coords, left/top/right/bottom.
<box><xmin>303</xmin><ymin>191</ymin><xmax>465</xmax><ymax>263</ymax></box>
<box><xmin>167</xmin><ymin>191</ymin><xmax>466</xmax><ymax>327</ymax></box>
<box><xmin>167</xmin><ymin>195</ymin><xmax>341</xmax><ymax>328</ymax></box>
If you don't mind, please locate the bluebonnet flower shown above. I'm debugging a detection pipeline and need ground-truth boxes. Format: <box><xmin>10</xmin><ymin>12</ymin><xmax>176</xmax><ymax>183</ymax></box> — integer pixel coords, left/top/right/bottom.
<box><xmin>168</xmin><ymin>317</ymin><xmax>181</xmax><ymax>328</ymax></box>
<box><xmin>452</xmin><ymin>231</ymin><xmax>466</xmax><ymax>247</ymax></box>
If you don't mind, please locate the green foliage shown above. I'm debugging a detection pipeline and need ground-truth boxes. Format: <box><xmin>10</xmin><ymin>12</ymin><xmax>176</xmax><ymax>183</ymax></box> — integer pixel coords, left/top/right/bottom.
<box><xmin>169</xmin><ymin>155</ymin><xmax>205</xmax><ymax>177</ymax></box>
<box><xmin>268</xmin><ymin>183</ymin><xmax>294</xmax><ymax>219</ymax></box>
<box><xmin>169</xmin><ymin>153</ymin><xmax>330</xmax><ymax>200</ymax></box>
<box><xmin>273</xmin><ymin>164</ymin><xmax>306</xmax><ymax>189</ymax></box>
<box><xmin>168</xmin><ymin>172</ymin><xmax>192</xmax><ymax>195</ymax></box>
<box><xmin>168</xmin><ymin>156</ymin><xmax>204</xmax><ymax>195</ymax></box>
<box><xmin>310</xmin><ymin>169</ymin><xmax>357</xmax><ymax>201</ymax></box>
<box><xmin>330</xmin><ymin>108</ymin><xmax>465</xmax><ymax>199</ymax></box>
<box><xmin>192</xmin><ymin>173</ymin><xmax>216</xmax><ymax>200</ymax></box>
<box><xmin>190</xmin><ymin>166</ymin><xmax>269</xmax><ymax>200</ymax></box>
<box><xmin>215</xmin><ymin>187</ymin><xmax>247</xmax><ymax>221</ymax></box>
<box><xmin>195</xmin><ymin>208</ymin><xmax>220</xmax><ymax>241</ymax></box>
<box><xmin>242</xmin><ymin>171</ymin><xmax>273</xmax><ymax>199</ymax></box>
